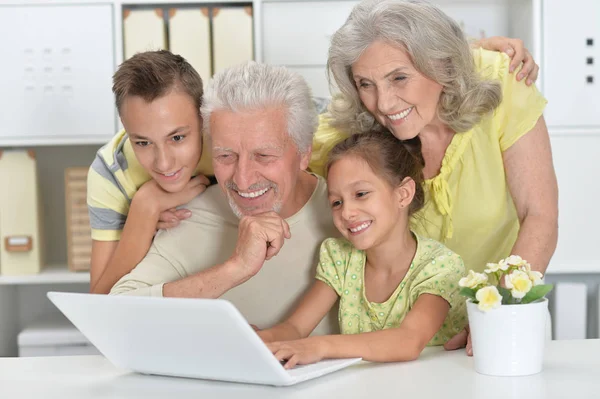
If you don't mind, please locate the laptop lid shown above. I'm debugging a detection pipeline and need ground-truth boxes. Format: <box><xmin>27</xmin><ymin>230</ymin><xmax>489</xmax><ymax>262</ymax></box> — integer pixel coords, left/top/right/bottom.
<box><xmin>47</xmin><ymin>292</ymin><xmax>293</xmax><ymax>386</ymax></box>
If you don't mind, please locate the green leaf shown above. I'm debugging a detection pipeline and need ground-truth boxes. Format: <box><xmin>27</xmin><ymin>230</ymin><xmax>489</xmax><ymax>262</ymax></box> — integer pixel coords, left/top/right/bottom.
<box><xmin>459</xmin><ymin>287</ymin><xmax>477</xmax><ymax>302</ymax></box>
<box><xmin>520</xmin><ymin>284</ymin><xmax>554</xmax><ymax>304</ymax></box>
<box><xmin>498</xmin><ymin>286</ymin><xmax>512</xmax><ymax>305</ymax></box>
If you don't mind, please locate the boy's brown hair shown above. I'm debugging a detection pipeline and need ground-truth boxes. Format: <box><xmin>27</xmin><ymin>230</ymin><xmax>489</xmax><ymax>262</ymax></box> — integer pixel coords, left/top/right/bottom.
<box><xmin>112</xmin><ymin>50</ymin><xmax>203</xmax><ymax>114</ymax></box>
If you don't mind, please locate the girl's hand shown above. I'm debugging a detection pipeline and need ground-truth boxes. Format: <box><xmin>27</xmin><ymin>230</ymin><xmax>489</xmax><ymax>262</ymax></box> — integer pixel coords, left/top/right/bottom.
<box><xmin>256</xmin><ymin>329</ymin><xmax>275</xmax><ymax>343</ymax></box>
<box><xmin>443</xmin><ymin>324</ymin><xmax>473</xmax><ymax>356</ymax></box>
<box><xmin>474</xmin><ymin>36</ymin><xmax>539</xmax><ymax>86</ymax></box>
<box><xmin>267</xmin><ymin>338</ymin><xmax>328</xmax><ymax>369</ymax></box>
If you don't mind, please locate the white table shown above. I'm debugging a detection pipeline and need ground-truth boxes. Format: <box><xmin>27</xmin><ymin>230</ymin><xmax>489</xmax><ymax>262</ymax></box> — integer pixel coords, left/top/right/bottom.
<box><xmin>1</xmin><ymin>339</ymin><xmax>599</xmax><ymax>398</ymax></box>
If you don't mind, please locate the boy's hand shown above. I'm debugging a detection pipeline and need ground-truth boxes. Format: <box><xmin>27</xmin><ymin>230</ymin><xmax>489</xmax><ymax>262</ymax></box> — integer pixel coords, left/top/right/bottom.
<box><xmin>135</xmin><ymin>175</ymin><xmax>210</xmax><ymax>229</ymax></box>
<box><xmin>267</xmin><ymin>338</ymin><xmax>327</xmax><ymax>369</ymax></box>
<box><xmin>157</xmin><ymin>208</ymin><xmax>192</xmax><ymax>230</ymax></box>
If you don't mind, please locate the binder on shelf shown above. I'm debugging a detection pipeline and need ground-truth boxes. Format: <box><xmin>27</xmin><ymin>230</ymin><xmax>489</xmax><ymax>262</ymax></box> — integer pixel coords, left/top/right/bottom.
<box><xmin>65</xmin><ymin>167</ymin><xmax>91</xmax><ymax>272</ymax></box>
<box><xmin>0</xmin><ymin>150</ymin><xmax>44</xmax><ymax>275</ymax></box>
<box><xmin>212</xmin><ymin>6</ymin><xmax>254</xmax><ymax>74</ymax></box>
<box><xmin>123</xmin><ymin>8</ymin><xmax>167</xmax><ymax>60</ymax></box>
<box><xmin>168</xmin><ymin>8</ymin><xmax>212</xmax><ymax>83</ymax></box>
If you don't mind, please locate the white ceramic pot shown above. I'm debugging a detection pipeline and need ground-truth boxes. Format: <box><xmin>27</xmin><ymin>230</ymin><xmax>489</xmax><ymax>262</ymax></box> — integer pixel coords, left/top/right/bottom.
<box><xmin>466</xmin><ymin>298</ymin><xmax>548</xmax><ymax>376</ymax></box>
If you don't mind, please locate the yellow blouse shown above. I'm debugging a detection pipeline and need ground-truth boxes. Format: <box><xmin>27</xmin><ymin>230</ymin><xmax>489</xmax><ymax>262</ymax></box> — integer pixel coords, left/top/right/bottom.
<box><xmin>309</xmin><ymin>49</ymin><xmax>547</xmax><ymax>273</ymax></box>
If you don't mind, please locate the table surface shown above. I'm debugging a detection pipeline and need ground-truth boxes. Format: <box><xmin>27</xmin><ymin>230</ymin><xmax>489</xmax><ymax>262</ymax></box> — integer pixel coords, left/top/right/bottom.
<box><xmin>1</xmin><ymin>339</ymin><xmax>599</xmax><ymax>398</ymax></box>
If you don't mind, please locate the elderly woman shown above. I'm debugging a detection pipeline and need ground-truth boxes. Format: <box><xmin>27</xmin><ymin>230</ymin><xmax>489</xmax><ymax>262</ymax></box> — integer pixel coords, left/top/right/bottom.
<box><xmin>310</xmin><ymin>0</ymin><xmax>558</xmax><ymax>353</ymax></box>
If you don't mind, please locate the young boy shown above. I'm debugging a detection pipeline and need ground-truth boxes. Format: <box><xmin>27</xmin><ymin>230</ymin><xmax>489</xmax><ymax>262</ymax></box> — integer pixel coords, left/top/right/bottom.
<box><xmin>87</xmin><ymin>50</ymin><xmax>213</xmax><ymax>294</ymax></box>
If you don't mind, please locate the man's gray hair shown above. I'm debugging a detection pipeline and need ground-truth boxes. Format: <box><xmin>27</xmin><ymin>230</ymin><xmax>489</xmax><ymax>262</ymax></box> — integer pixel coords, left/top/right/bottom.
<box><xmin>201</xmin><ymin>61</ymin><xmax>318</xmax><ymax>153</ymax></box>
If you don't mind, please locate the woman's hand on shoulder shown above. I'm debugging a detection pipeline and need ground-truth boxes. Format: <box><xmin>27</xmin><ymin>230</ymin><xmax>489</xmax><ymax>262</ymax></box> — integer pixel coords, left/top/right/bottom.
<box><xmin>474</xmin><ymin>36</ymin><xmax>539</xmax><ymax>86</ymax></box>
<box><xmin>135</xmin><ymin>175</ymin><xmax>210</xmax><ymax>230</ymax></box>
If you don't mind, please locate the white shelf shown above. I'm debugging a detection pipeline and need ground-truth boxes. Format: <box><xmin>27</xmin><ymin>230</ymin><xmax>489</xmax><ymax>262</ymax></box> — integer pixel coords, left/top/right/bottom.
<box><xmin>0</xmin><ymin>264</ymin><xmax>89</xmax><ymax>285</ymax></box>
<box><xmin>546</xmin><ymin>262</ymin><xmax>600</xmax><ymax>276</ymax></box>
<box><xmin>0</xmin><ymin>136</ymin><xmax>111</xmax><ymax>147</ymax></box>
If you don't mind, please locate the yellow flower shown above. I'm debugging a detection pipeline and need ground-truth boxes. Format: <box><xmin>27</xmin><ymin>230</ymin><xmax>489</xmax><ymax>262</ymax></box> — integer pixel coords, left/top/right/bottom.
<box><xmin>504</xmin><ymin>270</ymin><xmax>533</xmax><ymax>299</ymax></box>
<box><xmin>459</xmin><ymin>270</ymin><xmax>488</xmax><ymax>289</ymax></box>
<box><xmin>475</xmin><ymin>286</ymin><xmax>502</xmax><ymax>311</ymax></box>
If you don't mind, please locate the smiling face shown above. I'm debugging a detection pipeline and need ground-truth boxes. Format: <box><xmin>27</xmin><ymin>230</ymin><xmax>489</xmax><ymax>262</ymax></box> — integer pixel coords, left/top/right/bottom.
<box><xmin>327</xmin><ymin>155</ymin><xmax>410</xmax><ymax>251</ymax></box>
<box><xmin>351</xmin><ymin>40</ymin><xmax>444</xmax><ymax>140</ymax></box>
<box><xmin>210</xmin><ymin>106</ymin><xmax>311</xmax><ymax>219</ymax></box>
<box><xmin>121</xmin><ymin>90</ymin><xmax>203</xmax><ymax>193</ymax></box>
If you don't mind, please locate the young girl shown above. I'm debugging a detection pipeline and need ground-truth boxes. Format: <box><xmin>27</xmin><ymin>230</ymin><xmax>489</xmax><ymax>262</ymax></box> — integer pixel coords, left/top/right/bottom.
<box><xmin>258</xmin><ymin>130</ymin><xmax>467</xmax><ymax>367</ymax></box>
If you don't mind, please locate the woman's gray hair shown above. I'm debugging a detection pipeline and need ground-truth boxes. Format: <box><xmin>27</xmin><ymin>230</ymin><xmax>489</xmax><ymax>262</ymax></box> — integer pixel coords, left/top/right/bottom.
<box><xmin>327</xmin><ymin>0</ymin><xmax>502</xmax><ymax>134</ymax></box>
<box><xmin>201</xmin><ymin>61</ymin><xmax>318</xmax><ymax>153</ymax></box>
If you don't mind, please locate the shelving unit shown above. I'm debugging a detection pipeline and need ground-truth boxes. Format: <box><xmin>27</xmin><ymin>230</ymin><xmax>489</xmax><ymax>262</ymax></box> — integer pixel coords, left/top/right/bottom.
<box><xmin>0</xmin><ymin>265</ymin><xmax>89</xmax><ymax>285</ymax></box>
<box><xmin>0</xmin><ymin>0</ymin><xmax>262</xmax><ymax>147</ymax></box>
<box><xmin>0</xmin><ymin>269</ymin><xmax>89</xmax><ymax>357</ymax></box>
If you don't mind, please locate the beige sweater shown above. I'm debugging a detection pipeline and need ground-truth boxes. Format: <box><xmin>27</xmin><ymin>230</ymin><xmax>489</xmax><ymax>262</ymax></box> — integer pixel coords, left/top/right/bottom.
<box><xmin>110</xmin><ymin>175</ymin><xmax>339</xmax><ymax>335</ymax></box>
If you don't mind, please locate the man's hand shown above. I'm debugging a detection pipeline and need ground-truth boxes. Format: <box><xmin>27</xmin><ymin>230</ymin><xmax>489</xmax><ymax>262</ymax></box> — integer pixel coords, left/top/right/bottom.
<box><xmin>230</xmin><ymin>212</ymin><xmax>291</xmax><ymax>283</ymax></box>
<box><xmin>135</xmin><ymin>175</ymin><xmax>210</xmax><ymax>230</ymax></box>
<box><xmin>474</xmin><ymin>36</ymin><xmax>539</xmax><ymax>86</ymax></box>
<box><xmin>444</xmin><ymin>324</ymin><xmax>473</xmax><ymax>356</ymax></box>
<box><xmin>267</xmin><ymin>338</ymin><xmax>328</xmax><ymax>369</ymax></box>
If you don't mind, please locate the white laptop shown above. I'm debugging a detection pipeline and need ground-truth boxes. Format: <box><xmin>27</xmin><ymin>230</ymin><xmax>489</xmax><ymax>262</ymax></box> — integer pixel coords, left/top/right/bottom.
<box><xmin>47</xmin><ymin>292</ymin><xmax>361</xmax><ymax>386</ymax></box>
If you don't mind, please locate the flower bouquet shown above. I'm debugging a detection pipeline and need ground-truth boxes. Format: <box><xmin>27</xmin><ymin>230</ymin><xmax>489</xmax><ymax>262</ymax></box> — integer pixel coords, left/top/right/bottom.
<box><xmin>458</xmin><ymin>255</ymin><xmax>553</xmax><ymax>376</ymax></box>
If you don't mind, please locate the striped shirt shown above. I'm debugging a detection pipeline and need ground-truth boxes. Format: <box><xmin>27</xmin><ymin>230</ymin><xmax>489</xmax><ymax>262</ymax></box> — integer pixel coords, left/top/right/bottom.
<box><xmin>87</xmin><ymin>130</ymin><xmax>214</xmax><ymax>241</ymax></box>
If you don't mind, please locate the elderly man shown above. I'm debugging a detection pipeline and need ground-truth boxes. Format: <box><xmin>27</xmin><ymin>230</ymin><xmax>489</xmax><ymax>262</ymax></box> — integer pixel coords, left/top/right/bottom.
<box><xmin>110</xmin><ymin>62</ymin><xmax>338</xmax><ymax>334</ymax></box>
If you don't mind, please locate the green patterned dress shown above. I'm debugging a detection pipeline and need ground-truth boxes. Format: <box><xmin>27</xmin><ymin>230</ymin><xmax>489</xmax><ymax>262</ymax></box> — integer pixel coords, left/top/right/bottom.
<box><xmin>315</xmin><ymin>233</ymin><xmax>467</xmax><ymax>345</ymax></box>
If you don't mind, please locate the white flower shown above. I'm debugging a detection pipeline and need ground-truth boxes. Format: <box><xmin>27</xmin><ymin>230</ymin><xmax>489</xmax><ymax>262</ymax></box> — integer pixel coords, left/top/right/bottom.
<box><xmin>459</xmin><ymin>270</ymin><xmax>488</xmax><ymax>289</ymax></box>
<box><xmin>485</xmin><ymin>262</ymin><xmax>508</xmax><ymax>273</ymax></box>
<box><xmin>505</xmin><ymin>255</ymin><xmax>527</xmax><ymax>267</ymax></box>
<box><xmin>522</xmin><ymin>262</ymin><xmax>544</xmax><ymax>286</ymax></box>
<box><xmin>528</xmin><ymin>271</ymin><xmax>544</xmax><ymax>286</ymax></box>
<box><xmin>475</xmin><ymin>286</ymin><xmax>503</xmax><ymax>312</ymax></box>
<box><xmin>504</xmin><ymin>270</ymin><xmax>533</xmax><ymax>299</ymax></box>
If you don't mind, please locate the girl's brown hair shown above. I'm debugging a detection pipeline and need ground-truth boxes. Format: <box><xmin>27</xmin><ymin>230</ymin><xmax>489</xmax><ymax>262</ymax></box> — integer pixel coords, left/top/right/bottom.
<box><xmin>326</xmin><ymin>130</ymin><xmax>425</xmax><ymax>215</ymax></box>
